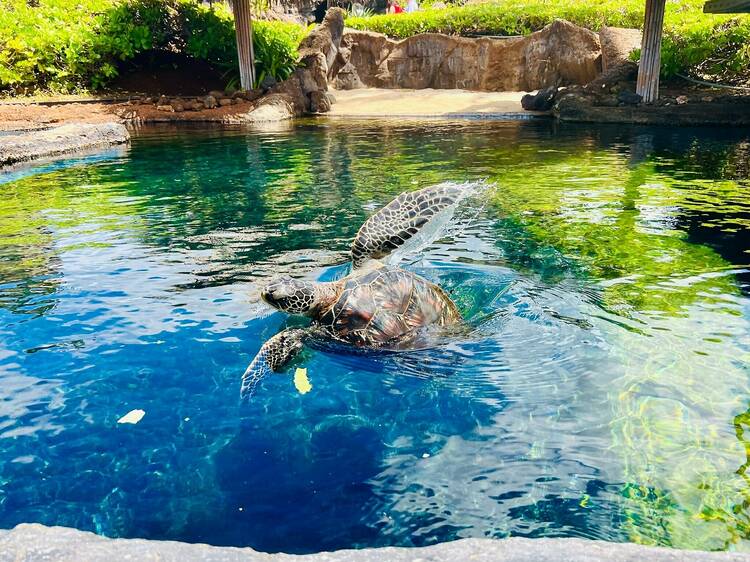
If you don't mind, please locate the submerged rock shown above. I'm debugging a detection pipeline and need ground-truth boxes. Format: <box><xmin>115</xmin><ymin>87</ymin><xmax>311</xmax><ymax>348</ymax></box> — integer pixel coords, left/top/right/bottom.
<box><xmin>521</xmin><ymin>86</ymin><xmax>558</xmax><ymax>111</ymax></box>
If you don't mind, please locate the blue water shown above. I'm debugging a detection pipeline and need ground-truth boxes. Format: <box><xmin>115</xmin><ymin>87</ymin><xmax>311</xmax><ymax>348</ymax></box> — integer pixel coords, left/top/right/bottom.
<box><xmin>1</xmin><ymin>120</ymin><xmax>749</xmax><ymax>552</ymax></box>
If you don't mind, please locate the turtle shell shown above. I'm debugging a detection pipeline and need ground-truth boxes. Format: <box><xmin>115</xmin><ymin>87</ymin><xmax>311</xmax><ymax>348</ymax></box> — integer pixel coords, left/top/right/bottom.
<box><xmin>316</xmin><ymin>266</ymin><xmax>461</xmax><ymax>348</ymax></box>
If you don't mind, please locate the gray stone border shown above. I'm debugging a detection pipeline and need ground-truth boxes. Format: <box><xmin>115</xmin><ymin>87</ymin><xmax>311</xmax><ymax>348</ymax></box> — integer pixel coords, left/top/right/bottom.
<box><xmin>0</xmin><ymin>123</ymin><xmax>129</xmax><ymax>168</ymax></box>
<box><xmin>2</xmin><ymin>524</ymin><xmax>750</xmax><ymax>562</ymax></box>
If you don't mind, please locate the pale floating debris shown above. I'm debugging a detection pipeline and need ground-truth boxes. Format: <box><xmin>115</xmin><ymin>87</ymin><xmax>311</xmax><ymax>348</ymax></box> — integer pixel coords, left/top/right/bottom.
<box><xmin>294</xmin><ymin>368</ymin><xmax>312</xmax><ymax>394</ymax></box>
<box><xmin>117</xmin><ymin>409</ymin><xmax>145</xmax><ymax>425</ymax></box>
<box><xmin>422</xmin><ymin>453</ymin><xmax>430</xmax><ymax>459</ymax></box>
<box><xmin>288</xmin><ymin>222</ymin><xmax>322</xmax><ymax>231</ymax></box>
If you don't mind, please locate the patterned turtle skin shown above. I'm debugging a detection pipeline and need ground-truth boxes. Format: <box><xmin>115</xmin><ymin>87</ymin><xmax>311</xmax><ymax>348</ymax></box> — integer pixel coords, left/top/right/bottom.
<box><xmin>351</xmin><ymin>183</ymin><xmax>464</xmax><ymax>268</ymax></box>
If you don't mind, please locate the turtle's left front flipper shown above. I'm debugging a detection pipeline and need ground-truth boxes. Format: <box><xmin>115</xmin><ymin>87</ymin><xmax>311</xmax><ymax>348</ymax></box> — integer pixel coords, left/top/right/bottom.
<box><xmin>240</xmin><ymin>328</ymin><xmax>307</xmax><ymax>400</ymax></box>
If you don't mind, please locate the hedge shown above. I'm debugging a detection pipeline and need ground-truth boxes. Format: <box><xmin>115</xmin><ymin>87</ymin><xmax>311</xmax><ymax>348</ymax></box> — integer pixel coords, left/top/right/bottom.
<box><xmin>0</xmin><ymin>0</ymin><xmax>308</xmax><ymax>94</ymax></box>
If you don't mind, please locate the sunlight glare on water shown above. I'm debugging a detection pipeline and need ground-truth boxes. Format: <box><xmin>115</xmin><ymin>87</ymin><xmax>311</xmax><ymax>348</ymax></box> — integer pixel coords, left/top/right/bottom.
<box><xmin>0</xmin><ymin>120</ymin><xmax>749</xmax><ymax>553</ymax></box>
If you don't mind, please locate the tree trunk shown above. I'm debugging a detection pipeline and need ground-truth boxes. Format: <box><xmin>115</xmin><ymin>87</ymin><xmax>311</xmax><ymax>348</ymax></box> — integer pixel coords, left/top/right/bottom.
<box><xmin>636</xmin><ymin>0</ymin><xmax>667</xmax><ymax>104</ymax></box>
<box><xmin>232</xmin><ymin>0</ymin><xmax>255</xmax><ymax>90</ymax></box>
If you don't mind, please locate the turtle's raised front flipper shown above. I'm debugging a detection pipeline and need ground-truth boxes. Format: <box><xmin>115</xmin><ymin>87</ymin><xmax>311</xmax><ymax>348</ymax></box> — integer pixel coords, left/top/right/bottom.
<box><xmin>240</xmin><ymin>328</ymin><xmax>307</xmax><ymax>400</ymax></box>
<box><xmin>350</xmin><ymin>183</ymin><xmax>467</xmax><ymax>268</ymax></box>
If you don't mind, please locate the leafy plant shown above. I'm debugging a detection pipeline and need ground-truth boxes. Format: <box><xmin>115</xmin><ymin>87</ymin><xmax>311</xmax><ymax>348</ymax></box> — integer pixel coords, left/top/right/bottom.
<box><xmin>0</xmin><ymin>0</ymin><xmax>307</xmax><ymax>94</ymax></box>
<box><xmin>252</xmin><ymin>21</ymin><xmax>305</xmax><ymax>87</ymax></box>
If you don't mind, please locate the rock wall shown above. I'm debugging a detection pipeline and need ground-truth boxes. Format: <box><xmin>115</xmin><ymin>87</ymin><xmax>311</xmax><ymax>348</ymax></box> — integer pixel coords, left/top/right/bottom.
<box><xmin>242</xmin><ymin>13</ymin><xmax>641</xmax><ymax>121</ymax></box>
<box><xmin>335</xmin><ymin>20</ymin><xmax>604</xmax><ymax>92</ymax></box>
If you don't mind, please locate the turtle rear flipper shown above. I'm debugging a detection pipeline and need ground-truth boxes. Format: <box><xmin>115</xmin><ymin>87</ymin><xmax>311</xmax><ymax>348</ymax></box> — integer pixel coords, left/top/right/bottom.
<box><xmin>240</xmin><ymin>328</ymin><xmax>307</xmax><ymax>399</ymax></box>
<box><xmin>351</xmin><ymin>183</ymin><xmax>467</xmax><ymax>268</ymax></box>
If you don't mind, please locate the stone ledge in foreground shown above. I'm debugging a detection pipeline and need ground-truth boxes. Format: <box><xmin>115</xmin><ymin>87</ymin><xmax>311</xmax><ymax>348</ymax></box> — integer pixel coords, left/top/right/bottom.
<box><xmin>0</xmin><ymin>123</ymin><xmax>129</xmax><ymax>168</ymax></box>
<box><xmin>2</xmin><ymin>524</ymin><xmax>750</xmax><ymax>562</ymax></box>
<box><xmin>555</xmin><ymin>95</ymin><xmax>750</xmax><ymax>127</ymax></box>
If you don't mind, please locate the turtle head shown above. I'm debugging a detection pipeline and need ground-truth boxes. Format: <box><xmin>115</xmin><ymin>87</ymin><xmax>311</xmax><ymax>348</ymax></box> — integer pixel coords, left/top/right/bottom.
<box><xmin>261</xmin><ymin>276</ymin><xmax>335</xmax><ymax>317</ymax></box>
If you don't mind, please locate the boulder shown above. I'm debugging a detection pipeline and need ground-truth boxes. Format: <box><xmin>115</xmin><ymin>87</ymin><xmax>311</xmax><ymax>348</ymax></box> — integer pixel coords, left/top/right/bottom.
<box><xmin>227</xmin><ymin>93</ymin><xmax>298</xmax><ymax>124</ymax></box>
<box><xmin>230</xmin><ymin>8</ymin><xmax>345</xmax><ymax>120</ymax></box>
<box><xmin>218</xmin><ymin>98</ymin><xmax>233</xmax><ymax>107</ymax></box>
<box><xmin>265</xmin><ymin>8</ymin><xmax>346</xmax><ymax>115</ymax></box>
<box><xmin>599</xmin><ymin>27</ymin><xmax>642</xmax><ymax>72</ymax></box>
<box><xmin>310</xmin><ymin>91</ymin><xmax>332</xmax><ymax>113</ymax></box>
<box><xmin>617</xmin><ymin>90</ymin><xmax>642</xmax><ymax>105</ymax></box>
<box><xmin>333</xmin><ymin>61</ymin><xmax>364</xmax><ymax>90</ymax></box>
<box><xmin>295</xmin><ymin>8</ymin><xmax>345</xmax><ymax>96</ymax></box>
<box><xmin>521</xmin><ymin>86</ymin><xmax>558</xmax><ymax>111</ymax></box>
<box><xmin>234</xmin><ymin>89</ymin><xmax>264</xmax><ymax>102</ymax></box>
<box><xmin>260</xmin><ymin>74</ymin><xmax>278</xmax><ymax>90</ymax></box>
<box><xmin>298</xmin><ymin>7</ymin><xmax>344</xmax><ymax>74</ymax></box>
<box><xmin>339</xmin><ymin>19</ymin><xmax>601</xmax><ymax>91</ymax></box>
<box><xmin>203</xmin><ymin>95</ymin><xmax>217</xmax><ymax>109</ymax></box>
<box><xmin>585</xmin><ymin>60</ymin><xmax>638</xmax><ymax>92</ymax></box>
<box><xmin>269</xmin><ymin>74</ymin><xmax>311</xmax><ymax>113</ymax></box>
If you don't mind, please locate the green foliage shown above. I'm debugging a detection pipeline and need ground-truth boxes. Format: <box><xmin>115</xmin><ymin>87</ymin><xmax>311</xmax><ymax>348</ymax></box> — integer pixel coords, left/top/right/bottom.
<box><xmin>346</xmin><ymin>0</ymin><xmax>750</xmax><ymax>83</ymax></box>
<box><xmin>0</xmin><ymin>0</ymin><xmax>113</xmax><ymax>93</ymax></box>
<box><xmin>253</xmin><ymin>22</ymin><xmax>306</xmax><ymax>88</ymax></box>
<box><xmin>0</xmin><ymin>0</ymin><xmax>307</xmax><ymax>94</ymax></box>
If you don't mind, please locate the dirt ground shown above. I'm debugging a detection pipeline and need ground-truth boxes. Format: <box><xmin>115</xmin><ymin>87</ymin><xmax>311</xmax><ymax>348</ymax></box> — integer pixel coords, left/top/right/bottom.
<box><xmin>1</xmin><ymin>85</ymin><xmax>747</xmax><ymax>131</ymax></box>
<box><xmin>0</xmin><ymin>98</ymin><xmax>262</xmax><ymax>131</ymax></box>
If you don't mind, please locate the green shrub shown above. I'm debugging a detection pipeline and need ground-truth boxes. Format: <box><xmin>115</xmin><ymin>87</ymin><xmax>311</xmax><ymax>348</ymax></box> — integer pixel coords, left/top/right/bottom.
<box><xmin>346</xmin><ymin>0</ymin><xmax>750</xmax><ymax>83</ymax></box>
<box><xmin>0</xmin><ymin>0</ymin><xmax>307</xmax><ymax>94</ymax></box>
<box><xmin>0</xmin><ymin>0</ymin><xmax>112</xmax><ymax>93</ymax></box>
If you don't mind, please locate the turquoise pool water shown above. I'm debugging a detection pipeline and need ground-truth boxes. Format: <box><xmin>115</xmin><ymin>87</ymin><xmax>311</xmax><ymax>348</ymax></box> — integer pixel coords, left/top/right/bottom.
<box><xmin>1</xmin><ymin>119</ymin><xmax>749</xmax><ymax>553</ymax></box>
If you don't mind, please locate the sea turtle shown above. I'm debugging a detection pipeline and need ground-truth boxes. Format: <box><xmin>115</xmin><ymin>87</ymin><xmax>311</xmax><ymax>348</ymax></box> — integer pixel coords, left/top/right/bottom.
<box><xmin>241</xmin><ymin>183</ymin><xmax>470</xmax><ymax>399</ymax></box>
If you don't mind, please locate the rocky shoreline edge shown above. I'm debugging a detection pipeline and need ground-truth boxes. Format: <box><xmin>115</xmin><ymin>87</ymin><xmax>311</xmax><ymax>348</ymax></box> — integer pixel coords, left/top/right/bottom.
<box><xmin>0</xmin><ymin>123</ymin><xmax>130</xmax><ymax>168</ymax></box>
<box><xmin>3</xmin><ymin>523</ymin><xmax>750</xmax><ymax>562</ymax></box>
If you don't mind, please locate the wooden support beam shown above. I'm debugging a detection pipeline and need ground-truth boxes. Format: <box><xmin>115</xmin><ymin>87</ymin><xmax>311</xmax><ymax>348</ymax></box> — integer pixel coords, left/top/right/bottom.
<box><xmin>232</xmin><ymin>0</ymin><xmax>255</xmax><ymax>90</ymax></box>
<box><xmin>636</xmin><ymin>0</ymin><xmax>667</xmax><ymax>104</ymax></box>
<box><xmin>704</xmin><ymin>0</ymin><xmax>750</xmax><ymax>13</ymax></box>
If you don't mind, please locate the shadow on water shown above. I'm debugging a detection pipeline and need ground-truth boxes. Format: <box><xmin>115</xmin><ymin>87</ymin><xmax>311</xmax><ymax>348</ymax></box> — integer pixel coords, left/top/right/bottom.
<box><xmin>0</xmin><ymin>119</ymin><xmax>749</xmax><ymax>552</ymax></box>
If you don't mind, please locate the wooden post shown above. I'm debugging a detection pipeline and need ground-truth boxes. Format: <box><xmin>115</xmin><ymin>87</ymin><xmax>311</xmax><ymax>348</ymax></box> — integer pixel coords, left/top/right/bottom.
<box><xmin>636</xmin><ymin>0</ymin><xmax>667</xmax><ymax>104</ymax></box>
<box><xmin>232</xmin><ymin>0</ymin><xmax>256</xmax><ymax>90</ymax></box>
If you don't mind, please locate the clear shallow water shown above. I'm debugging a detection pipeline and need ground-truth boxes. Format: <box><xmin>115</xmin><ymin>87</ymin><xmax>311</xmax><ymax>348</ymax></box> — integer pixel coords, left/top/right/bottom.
<box><xmin>1</xmin><ymin>120</ymin><xmax>749</xmax><ymax>553</ymax></box>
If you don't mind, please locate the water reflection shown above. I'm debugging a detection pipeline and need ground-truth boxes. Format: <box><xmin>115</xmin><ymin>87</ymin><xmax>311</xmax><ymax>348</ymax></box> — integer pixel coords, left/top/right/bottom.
<box><xmin>0</xmin><ymin>120</ymin><xmax>748</xmax><ymax>552</ymax></box>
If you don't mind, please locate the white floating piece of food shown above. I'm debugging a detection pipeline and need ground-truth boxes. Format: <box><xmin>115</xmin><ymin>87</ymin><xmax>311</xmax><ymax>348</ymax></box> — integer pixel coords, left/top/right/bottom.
<box><xmin>117</xmin><ymin>409</ymin><xmax>145</xmax><ymax>424</ymax></box>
